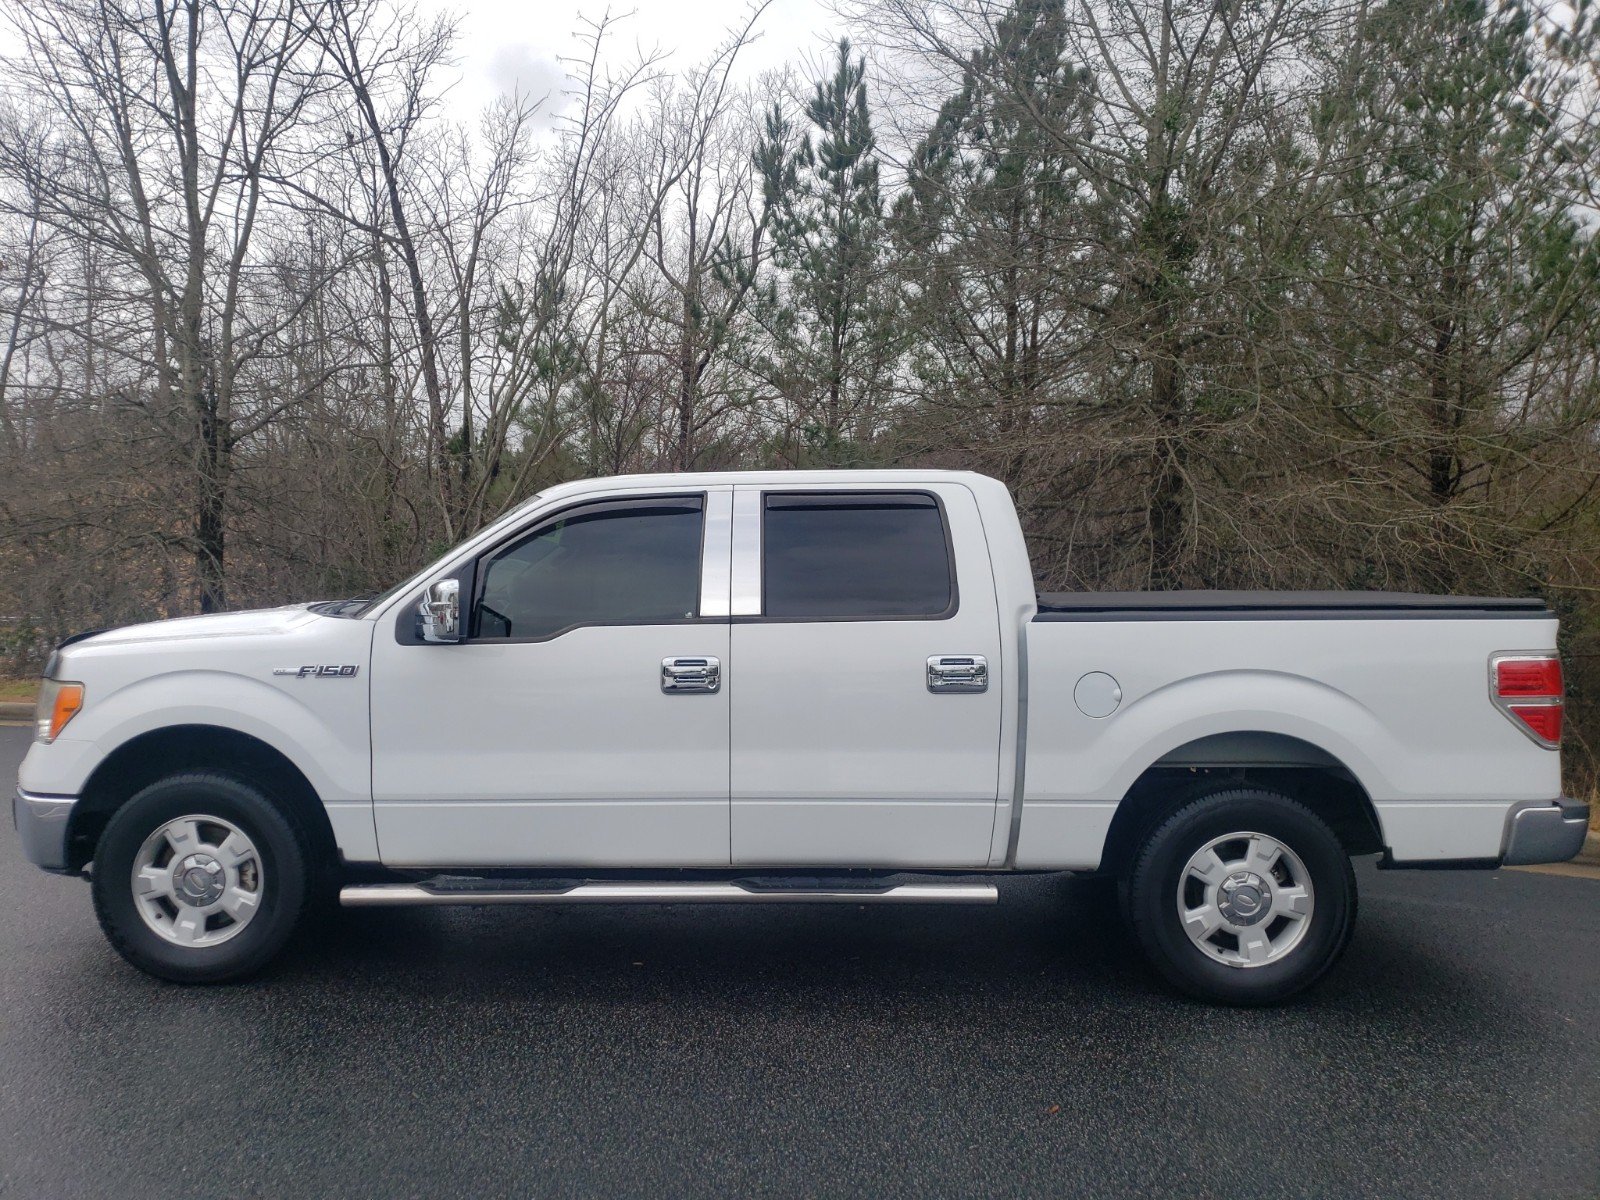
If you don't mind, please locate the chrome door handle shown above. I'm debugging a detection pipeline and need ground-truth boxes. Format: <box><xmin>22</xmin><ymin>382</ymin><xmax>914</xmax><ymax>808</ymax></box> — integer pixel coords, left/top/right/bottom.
<box><xmin>662</xmin><ymin>656</ymin><xmax>721</xmax><ymax>694</ymax></box>
<box><xmin>927</xmin><ymin>655</ymin><xmax>988</xmax><ymax>694</ymax></box>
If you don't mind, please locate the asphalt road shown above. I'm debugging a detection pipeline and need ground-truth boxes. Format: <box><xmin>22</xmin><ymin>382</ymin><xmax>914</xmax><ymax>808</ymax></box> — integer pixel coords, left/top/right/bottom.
<box><xmin>2</xmin><ymin>725</ymin><xmax>1597</xmax><ymax>1198</ymax></box>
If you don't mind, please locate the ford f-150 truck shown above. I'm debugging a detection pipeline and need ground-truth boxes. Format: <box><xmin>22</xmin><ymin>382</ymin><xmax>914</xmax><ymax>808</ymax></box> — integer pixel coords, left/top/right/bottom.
<box><xmin>13</xmin><ymin>470</ymin><xmax>1589</xmax><ymax>1003</ymax></box>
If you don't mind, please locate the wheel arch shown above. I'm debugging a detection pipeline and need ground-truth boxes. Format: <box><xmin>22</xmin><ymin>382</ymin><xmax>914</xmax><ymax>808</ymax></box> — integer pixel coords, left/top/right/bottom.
<box><xmin>67</xmin><ymin>725</ymin><xmax>337</xmax><ymax>874</ymax></box>
<box><xmin>1095</xmin><ymin>731</ymin><xmax>1386</xmax><ymax>878</ymax></box>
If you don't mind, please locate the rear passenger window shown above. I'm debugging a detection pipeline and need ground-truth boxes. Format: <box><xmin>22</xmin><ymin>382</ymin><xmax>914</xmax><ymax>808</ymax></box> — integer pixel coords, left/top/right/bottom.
<box><xmin>761</xmin><ymin>493</ymin><xmax>954</xmax><ymax>619</ymax></box>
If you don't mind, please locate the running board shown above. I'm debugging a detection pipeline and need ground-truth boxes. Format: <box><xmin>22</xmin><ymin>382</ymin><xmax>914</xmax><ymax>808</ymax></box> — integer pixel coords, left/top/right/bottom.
<box><xmin>340</xmin><ymin>880</ymin><xmax>999</xmax><ymax>908</ymax></box>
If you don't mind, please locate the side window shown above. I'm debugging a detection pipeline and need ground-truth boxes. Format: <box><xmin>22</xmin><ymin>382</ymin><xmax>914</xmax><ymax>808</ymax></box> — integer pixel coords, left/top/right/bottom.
<box><xmin>474</xmin><ymin>498</ymin><xmax>705</xmax><ymax>640</ymax></box>
<box><xmin>761</xmin><ymin>493</ymin><xmax>955</xmax><ymax>620</ymax></box>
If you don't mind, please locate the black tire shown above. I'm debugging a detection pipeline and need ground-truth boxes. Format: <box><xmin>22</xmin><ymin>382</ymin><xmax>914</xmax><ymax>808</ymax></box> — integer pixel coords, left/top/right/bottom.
<box><xmin>91</xmin><ymin>772</ymin><xmax>313</xmax><ymax>983</ymax></box>
<box><xmin>1124</xmin><ymin>787</ymin><xmax>1356</xmax><ymax>1006</ymax></box>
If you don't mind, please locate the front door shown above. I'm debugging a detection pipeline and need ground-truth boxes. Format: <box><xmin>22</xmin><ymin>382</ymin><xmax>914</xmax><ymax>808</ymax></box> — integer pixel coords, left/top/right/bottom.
<box><xmin>728</xmin><ymin>483</ymin><xmax>1005</xmax><ymax>867</ymax></box>
<box><xmin>369</xmin><ymin>489</ymin><xmax>733</xmax><ymax>867</ymax></box>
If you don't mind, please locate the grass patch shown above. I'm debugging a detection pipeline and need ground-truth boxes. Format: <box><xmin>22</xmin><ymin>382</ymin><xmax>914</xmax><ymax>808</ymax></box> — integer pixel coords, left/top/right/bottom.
<box><xmin>0</xmin><ymin>678</ymin><xmax>38</xmax><ymax>705</ymax></box>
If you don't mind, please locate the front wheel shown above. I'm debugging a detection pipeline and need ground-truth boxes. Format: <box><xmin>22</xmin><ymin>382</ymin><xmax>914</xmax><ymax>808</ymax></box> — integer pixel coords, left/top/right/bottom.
<box><xmin>1124</xmin><ymin>787</ymin><xmax>1356</xmax><ymax>1005</ymax></box>
<box><xmin>91</xmin><ymin>772</ymin><xmax>312</xmax><ymax>983</ymax></box>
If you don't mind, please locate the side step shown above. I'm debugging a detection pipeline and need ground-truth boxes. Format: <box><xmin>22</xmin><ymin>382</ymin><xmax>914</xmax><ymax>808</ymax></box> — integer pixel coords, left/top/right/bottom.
<box><xmin>340</xmin><ymin>879</ymin><xmax>999</xmax><ymax>908</ymax></box>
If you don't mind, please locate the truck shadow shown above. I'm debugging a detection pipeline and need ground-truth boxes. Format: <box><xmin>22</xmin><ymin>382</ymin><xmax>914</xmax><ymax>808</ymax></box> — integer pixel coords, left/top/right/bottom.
<box><xmin>274</xmin><ymin>870</ymin><xmax>1507</xmax><ymax>1036</ymax></box>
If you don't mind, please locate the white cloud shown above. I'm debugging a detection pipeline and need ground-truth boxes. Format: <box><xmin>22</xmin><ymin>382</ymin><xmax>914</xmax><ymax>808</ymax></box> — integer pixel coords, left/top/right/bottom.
<box><xmin>438</xmin><ymin>0</ymin><xmax>840</xmax><ymax>121</ymax></box>
<box><xmin>481</xmin><ymin>42</ymin><xmax>566</xmax><ymax>127</ymax></box>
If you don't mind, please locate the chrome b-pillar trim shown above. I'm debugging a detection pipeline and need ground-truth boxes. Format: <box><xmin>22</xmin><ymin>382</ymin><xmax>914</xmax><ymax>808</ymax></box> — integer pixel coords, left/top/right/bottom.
<box><xmin>730</xmin><ymin>487</ymin><xmax>763</xmax><ymax>617</ymax></box>
<box><xmin>698</xmin><ymin>488</ymin><xmax>733</xmax><ymax>619</ymax></box>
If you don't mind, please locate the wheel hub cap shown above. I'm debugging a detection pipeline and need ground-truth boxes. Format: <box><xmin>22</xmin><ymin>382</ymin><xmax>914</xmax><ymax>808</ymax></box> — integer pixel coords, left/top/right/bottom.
<box><xmin>174</xmin><ymin>854</ymin><xmax>225</xmax><ymax>906</ymax></box>
<box><xmin>1217</xmin><ymin>871</ymin><xmax>1271</xmax><ymax>926</ymax></box>
<box><xmin>130</xmin><ymin>814</ymin><xmax>264</xmax><ymax>948</ymax></box>
<box><xmin>1176</xmin><ymin>831</ymin><xmax>1315</xmax><ymax>969</ymax></box>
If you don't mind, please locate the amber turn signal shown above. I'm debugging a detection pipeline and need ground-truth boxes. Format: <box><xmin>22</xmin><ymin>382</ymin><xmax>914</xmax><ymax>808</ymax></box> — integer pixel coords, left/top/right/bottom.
<box><xmin>35</xmin><ymin>680</ymin><xmax>85</xmax><ymax>743</ymax></box>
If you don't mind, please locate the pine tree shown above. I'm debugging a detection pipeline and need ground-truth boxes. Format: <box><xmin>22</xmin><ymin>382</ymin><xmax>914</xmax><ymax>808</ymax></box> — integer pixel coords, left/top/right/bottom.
<box><xmin>890</xmin><ymin>0</ymin><xmax>1091</xmax><ymax>486</ymax></box>
<box><xmin>1309</xmin><ymin>0</ymin><xmax>1600</xmax><ymax>588</ymax></box>
<box><xmin>755</xmin><ymin>40</ymin><xmax>890</xmax><ymax>465</ymax></box>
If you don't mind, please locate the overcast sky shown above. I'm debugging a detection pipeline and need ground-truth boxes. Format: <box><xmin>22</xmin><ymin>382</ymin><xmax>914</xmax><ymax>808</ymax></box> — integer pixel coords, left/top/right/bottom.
<box><xmin>434</xmin><ymin>0</ymin><xmax>842</xmax><ymax>120</ymax></box>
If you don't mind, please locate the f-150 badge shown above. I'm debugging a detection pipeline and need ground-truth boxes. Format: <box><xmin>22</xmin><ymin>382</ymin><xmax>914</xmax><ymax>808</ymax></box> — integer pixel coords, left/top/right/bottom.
<box><xmin>273</xmin><ymin>665</ymin><xmax>359</xmax><ymax>678</ymax></box>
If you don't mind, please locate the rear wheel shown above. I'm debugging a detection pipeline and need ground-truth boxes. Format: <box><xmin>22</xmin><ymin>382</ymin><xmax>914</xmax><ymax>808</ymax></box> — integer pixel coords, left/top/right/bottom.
<box><xmin>91</xmin><ymin>772</ymin><xmax>312</xmax><ymax>983</ymax></box>
<box><xmin>1124</xmin><ymin>787</ymin><xmax>1356</xmax><ymax>1005</ymax></box>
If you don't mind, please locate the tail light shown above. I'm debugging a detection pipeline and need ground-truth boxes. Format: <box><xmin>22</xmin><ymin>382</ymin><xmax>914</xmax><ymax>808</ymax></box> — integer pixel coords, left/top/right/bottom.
<box><xmin>1491</xmin><ymin>653</ymin><xmax>1563</xmax><ymax>748</ymax></box>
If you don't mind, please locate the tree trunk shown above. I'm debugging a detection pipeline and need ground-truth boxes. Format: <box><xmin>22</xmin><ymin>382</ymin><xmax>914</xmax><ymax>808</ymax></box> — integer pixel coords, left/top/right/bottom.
<box><xmin>1147</xmin><ymin>346</ymin><xmax>1186</xmax><ymax>589</ymax></box>
<box><xmin>196</xmin><ymin>382</ymin><xmax>228</xmax><ymax>612</ymax></box>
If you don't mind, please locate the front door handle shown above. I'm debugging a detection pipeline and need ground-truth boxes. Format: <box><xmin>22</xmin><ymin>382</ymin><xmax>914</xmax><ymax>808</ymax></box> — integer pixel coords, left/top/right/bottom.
<box><xmin>927</xmin><ymin>655</ymin><xmax>988</xmax><ymax>694</ymax></box>
<box><xmin>662</xmin><ymin>656</ymin><xmax>721</xmax><ymax>694</ymax></box>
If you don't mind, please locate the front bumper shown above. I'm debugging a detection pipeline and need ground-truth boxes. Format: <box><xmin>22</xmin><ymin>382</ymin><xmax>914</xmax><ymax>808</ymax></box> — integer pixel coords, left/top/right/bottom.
<box><xmin>12</xmin><ymin>789</ymin><xmax>77</xmax><ymax>872</ymax></box>
<box><xmin>1502</xmin><ymin>796</ymin><xmax>1591</xmax><ymax>866</ymax></box>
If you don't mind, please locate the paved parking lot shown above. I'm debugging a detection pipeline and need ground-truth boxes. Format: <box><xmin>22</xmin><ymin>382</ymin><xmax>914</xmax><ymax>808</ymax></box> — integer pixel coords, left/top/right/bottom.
<box><xmin>2</xmin><ymin>724</ymin><xmax>1597</xmax><ymax>1197</ymax></box>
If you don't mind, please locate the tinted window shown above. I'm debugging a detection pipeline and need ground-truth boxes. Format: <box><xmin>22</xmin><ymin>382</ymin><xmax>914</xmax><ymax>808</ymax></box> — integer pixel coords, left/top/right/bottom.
<box><xmin>474</xmin><ymin>499</ymin><xmax>704</xmax><ymax>639</ymax></box>
<box><xmin>762</xmin><ymin>494</ymin><xmax>954</xmax><ymax>619</ymax></box>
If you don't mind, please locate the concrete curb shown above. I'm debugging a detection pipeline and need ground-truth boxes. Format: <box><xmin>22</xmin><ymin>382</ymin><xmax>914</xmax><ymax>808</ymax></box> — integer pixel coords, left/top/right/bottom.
<box><xmin>0</xmin><ymin>701</ymin><xmax>32</xmax><ymax>722</ymax></box>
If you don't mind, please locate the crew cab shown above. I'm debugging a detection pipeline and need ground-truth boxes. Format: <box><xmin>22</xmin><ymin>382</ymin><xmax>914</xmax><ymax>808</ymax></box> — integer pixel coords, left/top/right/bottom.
<box><xmin>13</xmin><ymin>470</ymin><xmax>1589</xmax><ymax>1003</ymax></box>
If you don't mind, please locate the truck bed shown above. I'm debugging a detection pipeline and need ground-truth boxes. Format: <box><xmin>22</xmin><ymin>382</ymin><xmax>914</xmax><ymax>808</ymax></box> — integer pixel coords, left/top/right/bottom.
<box><xmin>1015</xmin><ymin>593</ymin><xmax>1561</xmax><ymax>870</ymax></box>
<box><xmin>1034</xmin><ymin>590</ymin><xmax>1552</xmax><ymax>620</ymax></box>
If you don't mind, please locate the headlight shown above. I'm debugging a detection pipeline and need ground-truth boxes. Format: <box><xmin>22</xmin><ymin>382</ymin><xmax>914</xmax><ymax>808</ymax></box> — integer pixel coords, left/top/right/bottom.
<box><xmin>35</xmin><ymin>679</ymin><xmax>85</xmax><ymax>743</ymax></box>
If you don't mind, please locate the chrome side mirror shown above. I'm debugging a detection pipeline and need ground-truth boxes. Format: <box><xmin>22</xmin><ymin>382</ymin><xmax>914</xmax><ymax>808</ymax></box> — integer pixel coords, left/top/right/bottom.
<box><xmin>419</xmin><ymin>578</ymin><xmax>462</xmax><ymax>643</ymax></box>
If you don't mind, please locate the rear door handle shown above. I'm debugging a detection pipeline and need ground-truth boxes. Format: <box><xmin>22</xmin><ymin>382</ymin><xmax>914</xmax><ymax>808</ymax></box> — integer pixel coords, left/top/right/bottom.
<box><xmin>927</xmin><ymin>655</ymin><xmax>988</xmax><ymax>694</ymax></box>
<box><xmin>662</xmin><ymin>656</ymin><xmax>721</xmax><ymax>694</ymax></box>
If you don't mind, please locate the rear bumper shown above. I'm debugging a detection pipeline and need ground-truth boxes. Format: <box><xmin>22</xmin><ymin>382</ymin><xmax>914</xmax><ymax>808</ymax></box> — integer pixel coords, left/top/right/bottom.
<box><xmin>12</xmin><ymin>788</ymin><xmax>76</xmax><ymax>873</ymax></box>
<box><xmin>1379</xmin><ymin>796</ymin><xmax>1590</xmax><ymax>870</ymax></box>
<box><xmin>1502</xmin><ymin>796</ymin><xmax>1590</xmax><ymax>866</ymax></box>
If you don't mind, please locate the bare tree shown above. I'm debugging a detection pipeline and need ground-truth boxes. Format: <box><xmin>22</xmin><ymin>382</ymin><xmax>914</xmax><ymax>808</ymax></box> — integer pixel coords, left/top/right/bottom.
<box><xmin>308</xmin><ymin>0</ymin><xmax>459</xmax><ymax>531</ymax></box>
<box><xmin>632</xmin><ymin>6</ymin><xmax>776</xmax><ymax>469</ymax></box>
<box><xmin>0</xmin><ymin>0</ymin><xmax>342</xmax><ymax>610</ymax></box>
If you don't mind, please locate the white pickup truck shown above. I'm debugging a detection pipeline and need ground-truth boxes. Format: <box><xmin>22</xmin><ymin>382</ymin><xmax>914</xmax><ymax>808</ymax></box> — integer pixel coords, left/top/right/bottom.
<box><xmin>13</xmin><ymin>470</ymin><xmax>1588</xmax><ymax>1003</ymax></box>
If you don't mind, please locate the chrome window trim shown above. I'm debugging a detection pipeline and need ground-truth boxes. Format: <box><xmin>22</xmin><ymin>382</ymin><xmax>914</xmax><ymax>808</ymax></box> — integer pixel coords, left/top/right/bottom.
<box><xmin>700</xmin><ymin>489</ymin><xmax>733</xmax><ymax>619</ymax></box>
<box><xmin>730</xmin><ymin>487</ymin><xmax>763</xmax><ymax>617</ymax></box>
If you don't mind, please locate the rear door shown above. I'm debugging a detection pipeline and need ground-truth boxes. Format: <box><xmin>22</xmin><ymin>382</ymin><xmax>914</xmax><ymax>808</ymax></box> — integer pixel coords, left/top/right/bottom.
<box><xmin>727</xmin><ymin>483</ymin><xmax>1004</xmax><ymax>867</ymax></box>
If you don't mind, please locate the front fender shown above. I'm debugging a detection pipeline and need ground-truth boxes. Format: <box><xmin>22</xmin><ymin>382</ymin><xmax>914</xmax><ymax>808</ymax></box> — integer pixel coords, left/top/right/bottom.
<box><xmin>21</xmin><ymin>670</ymin><xmax>370</xmax><ymax>805</ymax></box>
